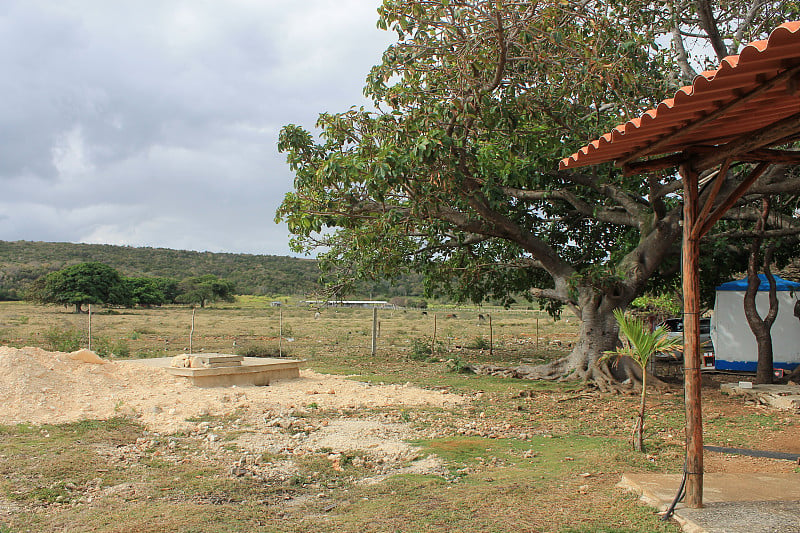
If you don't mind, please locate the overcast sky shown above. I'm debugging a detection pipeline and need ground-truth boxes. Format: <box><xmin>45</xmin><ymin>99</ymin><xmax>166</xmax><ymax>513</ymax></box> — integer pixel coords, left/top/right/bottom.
<box><xmin>0</xmin><ymin>0</ymin><xmax>395</xmax><ymax>256</ymax></box>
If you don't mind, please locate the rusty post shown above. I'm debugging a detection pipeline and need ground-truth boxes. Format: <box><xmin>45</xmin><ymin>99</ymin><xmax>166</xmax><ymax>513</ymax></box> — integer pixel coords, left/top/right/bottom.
<box><xmin>681</xmin><ymin>164</ymin><xmax>703</xmax><ymax>508</ymax></box>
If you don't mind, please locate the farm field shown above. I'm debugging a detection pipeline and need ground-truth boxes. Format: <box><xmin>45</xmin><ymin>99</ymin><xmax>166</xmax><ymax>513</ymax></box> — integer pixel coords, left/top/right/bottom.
<box><xmin>0</xmin><ymin>299</ymin><xmax>798</xmax><ymax>532</ymax></box>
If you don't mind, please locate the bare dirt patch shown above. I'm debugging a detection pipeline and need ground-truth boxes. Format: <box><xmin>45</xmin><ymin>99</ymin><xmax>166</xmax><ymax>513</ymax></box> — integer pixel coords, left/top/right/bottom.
<box><xmin>0</xmin><ymin>346</ymin><xmax>463</xmax><ymax>480</ymax></box>
<box><xmin>0</xmin><ymin>346</ymin><xmax>462</xmax><ymax>429</ymax></box>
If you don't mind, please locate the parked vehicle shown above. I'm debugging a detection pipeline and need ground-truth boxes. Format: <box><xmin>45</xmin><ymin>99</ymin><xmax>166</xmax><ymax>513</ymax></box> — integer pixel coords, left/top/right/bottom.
<box><xmin>654</xmin><ymin>317</ymin><xmax>713</xmax><ymax>360</ymax></box>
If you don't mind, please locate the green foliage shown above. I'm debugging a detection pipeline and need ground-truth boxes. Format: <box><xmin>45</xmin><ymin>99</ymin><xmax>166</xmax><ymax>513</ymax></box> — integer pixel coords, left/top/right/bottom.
<box><xmin>235</xmin><ymin>343</ymin><xmax>286</xmax><ymax>358</ymax></box>
<box><xmin>603</xmin><ymin>309</ymin><xmax>682</xmax><ymax>452</ymax></box>
<box><xmin>175</xmin><ymin>275</ymin><xmax>236</xmax><ymax>308</ymax></box>
<box><xmin>630</xmin><ymin>292</ymin><xmax>682</xmax><ymax>319</ymax></box>
<box><xmin>134</xmin><ymin>348</ymin><xmax>163</xmax><ymax>359</ymax></box>
<box><xmin>446</xmin><ymin>356</ymin><xmax>471</xmax><ymax>374</ymax></box>
<box><xmin>465</xmin><ymin>336</ymin><xmax>491</xmax><ymax>350</ymax></box>
<box><xmin>276</xmin><ymin>0</ymin><xmax>799</xmax><ymax>378</ymax></box>
<box><xmin>0</xmin><ymin>240</ymin><xmax>428</xmax><ymax>299</ymax></box>
<box><xmin>92</xmin><ymin>337</ymin><xmax>130</xmax><ymax>358</ymax></box>
<box><xmin>112</xmin><ymin>339</ymin><xmax>131</xmax><ymax>358</ymax></box>
<box><xmin>125</xmin><ymin>277</ymin><xmax>172</xmax><ymax>306</ymax></box>
<box><xmin>603</xmin><ymin>309</ymin><xmax>682</xmax><ymax>372</ymax></box>
<box><xmin>33</xmin><ymin>262</ymin><xmax>130</xmax><ymax>312</ymax></box>
<box><xmin>43</xmin><ymin>326</ymin><xmax>82</xmax><ymax>352</ymax></box>
<box><xmin>0</xmin><ymin>287</ymin><xmax>21</xmax><ymax>301</ymax></box>
<box><xmin>409</xmin><ymin>336</ymin><xmax>440</xmax><ymax>360</ymax></box>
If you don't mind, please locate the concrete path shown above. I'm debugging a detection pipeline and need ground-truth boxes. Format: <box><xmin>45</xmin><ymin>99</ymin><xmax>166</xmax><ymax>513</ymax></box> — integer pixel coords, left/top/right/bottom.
<box><xmin>620</xmin><ymin>473</ymin><xmax>800</xmax><ymax>532</ymax></box>
<box><xmin>720</xmin><ymin>382</ymin><xmax>800</xmax><ymax>410</ymax></box>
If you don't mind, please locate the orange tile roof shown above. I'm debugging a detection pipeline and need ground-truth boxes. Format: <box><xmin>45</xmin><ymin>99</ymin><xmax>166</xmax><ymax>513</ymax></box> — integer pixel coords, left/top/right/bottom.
<box><xmin>559</xmin><ymin>21</ymin><xmax>800</xmax><ymax>170</ymax></box>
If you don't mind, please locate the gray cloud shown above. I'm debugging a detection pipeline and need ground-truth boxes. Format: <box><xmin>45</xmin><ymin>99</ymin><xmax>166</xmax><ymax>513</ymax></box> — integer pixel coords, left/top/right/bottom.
<box><xmin>0</xmin><ymin>0</ymin><xmax>393</xmax><ymax>255</ymax></box>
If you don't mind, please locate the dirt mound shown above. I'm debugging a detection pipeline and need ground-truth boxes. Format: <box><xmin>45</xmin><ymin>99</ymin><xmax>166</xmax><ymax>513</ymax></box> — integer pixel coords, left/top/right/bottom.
<box><xmin>0</xmin><ymin>345</ymin><xmax>463</xmax><ymax>433</ymax></box>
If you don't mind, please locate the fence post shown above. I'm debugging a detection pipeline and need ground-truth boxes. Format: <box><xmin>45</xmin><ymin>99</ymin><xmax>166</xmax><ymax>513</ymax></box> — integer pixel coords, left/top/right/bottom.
<box><xmin>88</xmin><ymin>304</ymin><xmax>92</xmax><ymax>351</ymax></box>
<box><xmin>371</xmin><ymin>307</ymin><xmax>378</xmax><ymax>356</ymax></box>
<box><xmin>489</xmin><ymin>314</ymin><xmax>493</xmax><ymax>356</ymax></box>
<box><xmin>189</xmin><ymin>307</ymin><xmax>195</xmax><ymax>354</ymax></box>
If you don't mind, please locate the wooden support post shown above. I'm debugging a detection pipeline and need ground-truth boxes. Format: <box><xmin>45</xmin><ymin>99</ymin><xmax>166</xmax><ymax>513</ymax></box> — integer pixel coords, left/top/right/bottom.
<box><xmin>88</xmin><ymin>304</ymin><xmax>92</xmax><ymax>351</ymax></box>
<box><xmin>681</xmin><ymin>164</ymin><xmax>703</xmax><ymax>508</ymax></box>
<box><xmin>279</xmin><ymin>307</ymin><xmax>283</xmax><ymax>357</ymax></box>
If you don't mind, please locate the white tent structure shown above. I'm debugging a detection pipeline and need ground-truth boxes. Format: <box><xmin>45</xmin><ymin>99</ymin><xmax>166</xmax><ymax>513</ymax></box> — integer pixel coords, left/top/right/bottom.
<box><xmin>712</xmin><ymin>275</ymin><xmax>800</xmax><ymax>372</ymax></box>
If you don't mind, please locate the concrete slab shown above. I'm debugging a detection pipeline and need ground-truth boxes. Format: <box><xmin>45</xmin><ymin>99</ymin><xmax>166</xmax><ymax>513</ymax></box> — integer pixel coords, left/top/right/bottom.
<box><xmin>620</xmin><ymin>473</ymin><xmax>800</xmax><ymax>533</ymax></box>
<box><xmin>128</xmin><ymin>356</ymin><xmax>302</xmax><ymax>387</ymax></box>
<box><xmin>720</xmin><ymin>382</ymin><xmax>800</xmax><ymax>410</ymax></box>
<box><xmin>189</xmin><ymin>353</ymin><xmax>243</xmax><ymax>367</ymax></box>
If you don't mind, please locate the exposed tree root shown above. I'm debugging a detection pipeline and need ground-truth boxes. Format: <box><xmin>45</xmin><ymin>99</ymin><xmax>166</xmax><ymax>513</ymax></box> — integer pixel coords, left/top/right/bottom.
<box><xmin>472</xmin><ymin>355</ymin><xmax>671</xmax><ymax>394</ymax></box>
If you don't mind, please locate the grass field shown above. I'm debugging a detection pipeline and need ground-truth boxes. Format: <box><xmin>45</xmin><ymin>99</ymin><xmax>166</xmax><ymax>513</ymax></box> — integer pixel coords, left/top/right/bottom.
<box><xmin>0</xmin><ymin>299</ymin><xmax>795</xmax><ymax>532</ymax></box>
<box><xmin>0</xmin><ymin>298</ymin><xmax>577</xmax><ymax>366</ymax></box>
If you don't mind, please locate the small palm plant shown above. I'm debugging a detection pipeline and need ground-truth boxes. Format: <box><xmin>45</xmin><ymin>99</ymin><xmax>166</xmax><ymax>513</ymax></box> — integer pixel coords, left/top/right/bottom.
<box><xmin>603</xmin><ymin>308</ymin><xmax>683</xmax><ymax>452</ymax></box>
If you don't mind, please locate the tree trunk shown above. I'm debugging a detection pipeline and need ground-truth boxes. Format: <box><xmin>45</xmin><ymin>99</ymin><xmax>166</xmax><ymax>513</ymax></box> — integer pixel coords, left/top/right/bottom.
<box><xmin>744</xmin><ymin>272</ymin><xmax>778</xmax><ymax>385</ymax></box>
<box><xmin>743</xmin><ymin>198</ymin><xmax>778</xmax><ymax>385</ymax></box>
<box><xmin>477</xmin><ymin>287</ymin><xmax>640</xmax><ymax>390</ymax></box>
<box><xmin>633</xmin><ymin>371</ymin><xmax>647</xmax><ymax>452</ymax></box>
<box><xmin>74</xmin><ymin>303</ymin><xmax>82</xmax><ymax>314</ymax></box>
<box><xmin>755</xmin><ymin>335</ymin><xmax>775</xmax><ymax>384</ymax></box>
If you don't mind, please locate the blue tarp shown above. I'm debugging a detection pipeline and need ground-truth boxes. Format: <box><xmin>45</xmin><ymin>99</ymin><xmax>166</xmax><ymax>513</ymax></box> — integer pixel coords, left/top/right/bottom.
<box><xmin>715</xmin><ymin>274</ymin><xmax>800</xmax><ymax>292</ymax></box>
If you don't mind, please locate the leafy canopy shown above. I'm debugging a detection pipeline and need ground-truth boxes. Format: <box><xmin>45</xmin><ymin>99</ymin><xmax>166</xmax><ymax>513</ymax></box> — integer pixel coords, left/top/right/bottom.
<box><xmin>277</xmin><ymin>0</ymin><xmax>800</xmax><ymax>322</ymax></box>
<box><xmin>278</xmin><ymin>0</ymin><xmax>678</xmax><ymax>306</ymax></box>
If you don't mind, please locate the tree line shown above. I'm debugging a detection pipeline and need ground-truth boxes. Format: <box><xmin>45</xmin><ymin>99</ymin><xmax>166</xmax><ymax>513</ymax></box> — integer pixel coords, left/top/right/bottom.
<box><xmin>0</xmin><ymin>240</ymin><xmax>428</xmax><ymax>300</ymax></box>
<box><xmin>25</xmin><ymin>262</ymin><xmax>236</xmax><ymax>312</ymax></box>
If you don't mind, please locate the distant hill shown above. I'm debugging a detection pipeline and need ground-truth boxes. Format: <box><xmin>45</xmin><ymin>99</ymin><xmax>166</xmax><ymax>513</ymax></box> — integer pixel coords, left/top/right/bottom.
<box><xmin>0</xmin><ymin>240</ymin><xmax>321</xmax><ymax>298</ymax></box>
<box><xmin>0</xmin><ymin>240</ymin><xmax>426</xmax><ymax>300</ymax></box>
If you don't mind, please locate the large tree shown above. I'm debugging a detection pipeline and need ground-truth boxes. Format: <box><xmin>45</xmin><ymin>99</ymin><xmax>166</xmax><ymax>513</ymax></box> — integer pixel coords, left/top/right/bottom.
<box><xmin>31</xmin><ymin>262</ymin><xmax>129</xmax><ymax>313</ymax></box>
<box><xmin>278</xmin><ymin>1</ymin><xmax>800</xmax><ymax>387</ymax></box>
<box><xmin>176</xmin><ymin>275</ymin><xmax>236</xmax><ymax>308</ymax></box>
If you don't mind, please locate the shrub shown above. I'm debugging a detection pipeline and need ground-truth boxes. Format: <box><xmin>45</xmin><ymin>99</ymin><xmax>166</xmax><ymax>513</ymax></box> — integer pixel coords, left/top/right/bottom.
<box><xmin>410</xmin><ymin>336</ymin><xmax>443</xmax><ymax>360</ymax></box>
<box><xmin>410</xmin><ymin>337</ymin><xmax>433</xmax><ymax>360</ymax></box>
<box><xmin>135</xmin><ymin>348</ymin><xmax>163</xmax><ymax>359</ymax></box>
<box><xmin>43</xmin><ymin>327</ymin><xmax>82</xmax><ymax>352</ymax></box>
<box><xmin>466</xmin><ymin>336</ymin><xmax>491</xmax><ymax>350</ymax></box>
<box><xmin>92</xmin><ymin>336</ymin><xmax>113</xmax><ymax>357</ymax></box>
<box><xmin>236</xmin><ymin>343</ymin><xmax>289</xmax><ymax>358</ymax></box>
<box><xmin>447</xmin><ymin>356</ymin><xmax>472</xmax><ymax>373</ymax></box>
<box><xmin>92</xmin><ymin>336</ymin><xmax>132</xmax><ymax>357</ymax></box>
<box><xmin>112</xmin><ymin>339</ymin><xmax>131</xmax><ymax>358</ymax></box>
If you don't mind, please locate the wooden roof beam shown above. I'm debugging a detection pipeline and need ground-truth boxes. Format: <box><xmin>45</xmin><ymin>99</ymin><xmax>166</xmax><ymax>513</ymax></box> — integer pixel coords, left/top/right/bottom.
<box><xmin>623</xmin><ymin>148</ymin><xmax>800</xmax><ymax>175</ymax></box>
<box><xmin>692</xmin><ymin>111</ymin><xmax>800</xmax><ymax>171</ymax></box>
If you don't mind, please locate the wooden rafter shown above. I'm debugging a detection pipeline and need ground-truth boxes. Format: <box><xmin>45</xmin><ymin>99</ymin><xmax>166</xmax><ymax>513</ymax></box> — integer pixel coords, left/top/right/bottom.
<box><xmin>623</xmin><ymin>148</ymin><xmax>800</xmax><ymax>176</ymax></box>
<box><xmin>696</xmin><ymin>162</ymin><xmax>770</xmax><ymax>238</ymax></box>
<box><xmin>691</xmin><ymin>158</ymin><xmax>731</xmax><ymax>241</ymax></box>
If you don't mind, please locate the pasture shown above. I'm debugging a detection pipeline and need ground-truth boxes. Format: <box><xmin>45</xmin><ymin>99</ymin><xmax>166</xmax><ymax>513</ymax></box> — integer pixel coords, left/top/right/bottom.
<box><xmin>0</xmin><ymin>299</ymin><xmax>795</xmax><ymax>532</ymax></box>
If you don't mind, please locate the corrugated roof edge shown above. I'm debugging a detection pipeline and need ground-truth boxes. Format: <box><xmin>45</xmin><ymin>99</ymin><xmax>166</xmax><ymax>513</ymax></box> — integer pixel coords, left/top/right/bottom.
<box><xmin>559</xmin><ymin>21</ymin><xmax>800</xmax><ymax>170</ymax></box>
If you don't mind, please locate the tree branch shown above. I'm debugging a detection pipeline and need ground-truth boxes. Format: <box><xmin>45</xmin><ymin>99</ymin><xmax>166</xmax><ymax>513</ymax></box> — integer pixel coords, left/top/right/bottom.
<box><xmin>694</xmin><ymin>0</ymin><xmax>728</xmax><ymax>61</ymax></box>
<box><xmin>500</xmin><ymin>186</ymin><xmax>636</xmax><ymax>226</ymax></box>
